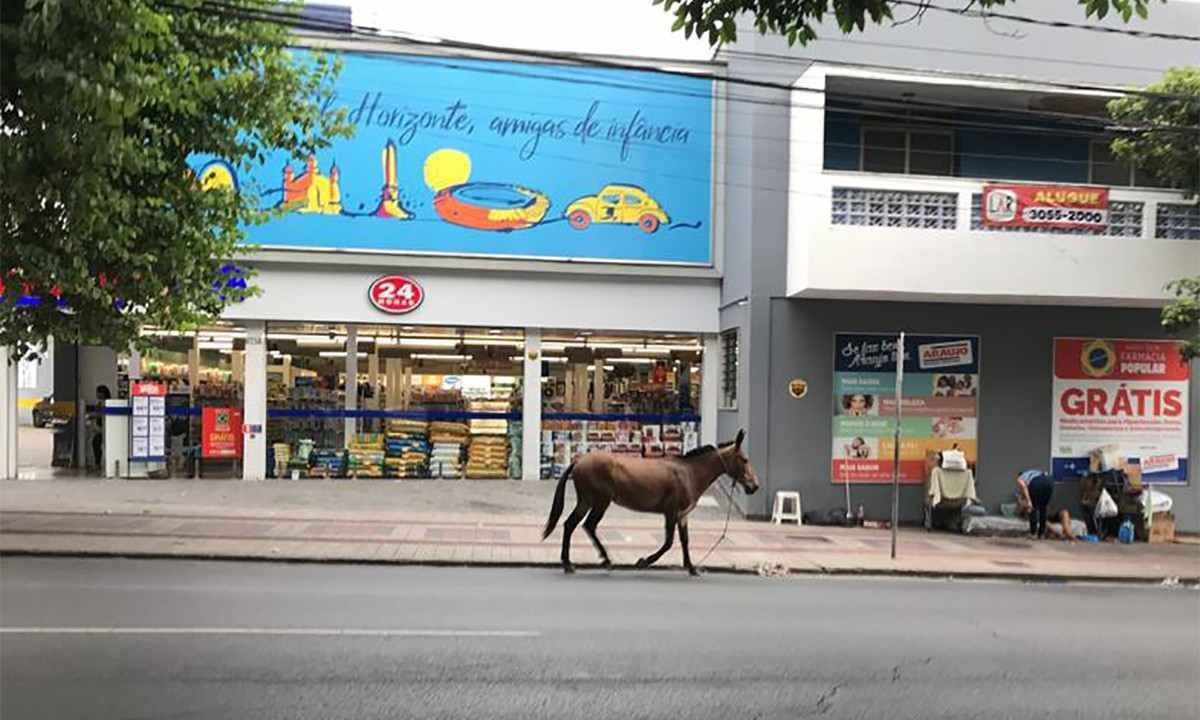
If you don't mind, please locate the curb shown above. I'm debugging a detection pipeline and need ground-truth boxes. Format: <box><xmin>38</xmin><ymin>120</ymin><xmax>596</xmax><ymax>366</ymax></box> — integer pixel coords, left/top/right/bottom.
<box><xmin>3</xmin><ymin>548</ymin><xmax>1196</xmax><ymax>587</ymax></box>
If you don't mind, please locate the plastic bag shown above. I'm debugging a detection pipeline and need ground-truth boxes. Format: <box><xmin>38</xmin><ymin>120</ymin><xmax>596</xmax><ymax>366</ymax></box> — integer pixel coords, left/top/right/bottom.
<box><xmin>941</xmin><ymin>449</ymin><xmax>967</xmax><ymax>471</ymax></box>
<box><xmin>1095</xmin><ymin>488</ymin><xmax>1119</xmax><ymax>519</ymax></box>
<box><xmin>1140</xmin><ymin>489</ymin><xmax>1173</xmax><ymax>514</ymax></box>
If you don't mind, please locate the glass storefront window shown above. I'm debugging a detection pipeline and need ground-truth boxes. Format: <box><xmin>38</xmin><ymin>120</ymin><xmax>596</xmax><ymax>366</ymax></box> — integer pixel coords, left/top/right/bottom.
<box><xmin>538</xmin><ymin>331</ymin><xmax>703</xmax><ymax>480</ymax></box>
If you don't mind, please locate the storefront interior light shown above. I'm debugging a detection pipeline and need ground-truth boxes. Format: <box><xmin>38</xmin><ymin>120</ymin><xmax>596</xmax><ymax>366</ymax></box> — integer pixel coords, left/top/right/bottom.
<box><xmin>608</xmin><ymin>358</ymin><xmax>655</xmax><ymax>365</ymax></box>
<box><xmin>397</xmin><ymin>338</ymin><xmax>459</xmax><ymax>348</ymax></box>
<box><xmin>410</xmin><ymin>353</ymin><xmax>473</xmax><ymax>361</ymax></box>
<box><xmin>317</xmin><ymin>351</ymin><xmax>368</xmax><ymax>358</ymax></box>
<box><xmin>198</xmin><ymin>341</ymin><xmax>233</xmax><ymax>351</ymax></box>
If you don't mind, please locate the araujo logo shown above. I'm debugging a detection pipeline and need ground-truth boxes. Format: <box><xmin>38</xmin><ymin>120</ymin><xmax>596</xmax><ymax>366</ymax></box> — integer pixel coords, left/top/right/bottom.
<box><xmin>1080</xmin><ymin>339</ymin><xmax>1116</xmax><ymax>378</ymax></box>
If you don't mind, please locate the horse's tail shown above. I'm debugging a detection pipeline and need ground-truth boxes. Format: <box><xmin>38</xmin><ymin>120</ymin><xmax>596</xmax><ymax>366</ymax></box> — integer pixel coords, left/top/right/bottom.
<box><xmin>542</xmin><ymin>461</ymin><xmax>575</xmax><ymax>540</ymax></box>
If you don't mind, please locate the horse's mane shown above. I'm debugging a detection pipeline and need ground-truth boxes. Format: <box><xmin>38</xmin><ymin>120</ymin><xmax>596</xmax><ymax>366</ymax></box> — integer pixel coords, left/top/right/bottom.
<box><xmin>681</xmin><ymin>444</ymin><xmax>720</xmax><ymax>459</ymax></box>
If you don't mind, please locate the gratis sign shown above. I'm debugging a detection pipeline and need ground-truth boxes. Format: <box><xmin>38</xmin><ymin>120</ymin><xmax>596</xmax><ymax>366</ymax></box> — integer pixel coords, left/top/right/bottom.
<box><xmin>1051</xmin><ymin>338</ymin><xmax>1189</xmax><ymax>485</ymax></box>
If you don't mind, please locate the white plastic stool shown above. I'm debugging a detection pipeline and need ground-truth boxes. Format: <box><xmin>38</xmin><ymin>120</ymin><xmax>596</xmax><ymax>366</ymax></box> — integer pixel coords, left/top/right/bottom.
<box><xmin>772</xmin><ymin>491</ymin><xmax>802</xmax><ymax>525</ymax></box>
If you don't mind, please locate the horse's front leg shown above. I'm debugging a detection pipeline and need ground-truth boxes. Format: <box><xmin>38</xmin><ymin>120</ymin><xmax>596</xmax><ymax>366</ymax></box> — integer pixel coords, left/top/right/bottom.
<box><xmin>679</xmin><ymin>519</ymin><xmax>700</xmax><ymax>576</ymax></box>
<box><xmin>636</xmin><ymin>513</ymin><xmax>676</xmax><ymax>568</ymax></box>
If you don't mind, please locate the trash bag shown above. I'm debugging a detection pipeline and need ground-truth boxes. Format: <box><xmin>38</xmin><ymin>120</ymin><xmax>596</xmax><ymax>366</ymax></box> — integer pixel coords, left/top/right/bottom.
<box><xmin>1095</xmin><ymin>488</ymin><xmax>1119</xmax><ymax>519</ymax></box>
<box><xmin>962</xmin><ymin>503</ymin><xmax>988</xmax><ymax>517</ymax></box>
<box><xmin>802</xmin><ymin>508</ymin><xmax>854</xmax><ymax>526</ymax></box>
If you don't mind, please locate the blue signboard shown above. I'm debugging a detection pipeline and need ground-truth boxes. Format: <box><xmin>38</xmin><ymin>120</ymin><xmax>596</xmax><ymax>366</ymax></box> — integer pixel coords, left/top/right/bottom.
<box><xmin>193</xmin><ymin>52</ymin><xmax>714</xmax><ymax>265</ymax></box>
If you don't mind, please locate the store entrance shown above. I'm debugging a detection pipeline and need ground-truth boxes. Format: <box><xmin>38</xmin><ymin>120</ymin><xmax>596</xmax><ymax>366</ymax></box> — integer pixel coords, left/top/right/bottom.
<box><xmin>134</xmin><ymin>323</ymin><xmax>706</xmax><ymax>482</ymax></box>
<box><xmin>264</xmin><ymin>323</ymin><xmax>523</xmax><ymax>480</ymax></box>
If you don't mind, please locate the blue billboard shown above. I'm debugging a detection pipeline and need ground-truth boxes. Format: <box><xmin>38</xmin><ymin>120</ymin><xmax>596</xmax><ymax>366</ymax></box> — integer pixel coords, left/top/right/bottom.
<box><xmin>194</xmin><ymin>52</ymin><xmax>714</xmax><ymax>265</ymax></box>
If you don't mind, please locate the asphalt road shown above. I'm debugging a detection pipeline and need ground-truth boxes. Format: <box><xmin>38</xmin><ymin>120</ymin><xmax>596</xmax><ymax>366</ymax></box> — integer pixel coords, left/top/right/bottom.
<box><xmin>1</xmin><ymin>558</ymin><xmax>1197</xmax><ymax>720</ymax></box>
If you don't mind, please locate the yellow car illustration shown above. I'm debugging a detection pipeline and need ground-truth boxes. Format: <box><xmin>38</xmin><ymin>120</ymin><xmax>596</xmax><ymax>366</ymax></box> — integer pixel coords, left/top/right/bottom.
<box><xmin>565</xmin><ymin>184</ymin><xmax>670</xmax><ymax>234</ymax></box>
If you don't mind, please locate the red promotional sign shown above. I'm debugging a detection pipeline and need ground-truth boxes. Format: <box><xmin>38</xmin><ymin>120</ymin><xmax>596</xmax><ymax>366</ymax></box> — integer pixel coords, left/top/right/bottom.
<box><xmin>201</xmin><ymin>407</ymin><xmax>244</xmax><ymax>459</ymax></box>
<box><xmin>368</xmin><ymin>275</ymin><xmax>424</xmax><ymax>315</ymax></box>
<box><xmin>981</xmin><ymin>184</ymin><xmax>1109</xmax><ymax>229</ymax></box>
<box><xmin>131</xmin><ymin>381</ymin><xmax>167</xmax><ymax>397</ymax></box>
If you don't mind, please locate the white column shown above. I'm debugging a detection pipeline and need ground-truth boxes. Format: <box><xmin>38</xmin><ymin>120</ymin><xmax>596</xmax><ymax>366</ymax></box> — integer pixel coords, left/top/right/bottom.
<box><xmin>242</xmin><ymin>321</ymin><xmax>267</xmax><ymax>481</ymax></box>
<box><xmin>368</xmin><ymin>351</ymin><xmax>380</xmax><ymax>409</ymax></box>
<box><xmin>187</xmin><ymin>333</ymin><xmax>200</xmax><ymax>391</ymax></box>
<box><xmin>1</xmin><ymin>348</ymin><xmax>17</xmax><ymax>479</ymax></box>
<box><xmin>128</xmin><ymin>344</ymin><xmax>142</xmax><ymax>380</ymax></box>
<box><xmin>343</xmin><ymin>325</ymin><xmax>358</xmax><ymax>445</ymax></box>
<box><xmin>231</xmin><ymin>350</ymin><xmax>245</xmax><ymax>385</ymax></box>
<box><xmin>591</xmin><ymin>362</ymin><xmax>606</xmax><ymax>413</ymax></box>
<box><xmin>521</xmin><ymin>329</ymin><xmax>542</xmax><ymax>481</ymax></box>
<box><xmin>701</xmin><ymin>333</ymin><xmax>719</xmax><ymax>447</ymax></box>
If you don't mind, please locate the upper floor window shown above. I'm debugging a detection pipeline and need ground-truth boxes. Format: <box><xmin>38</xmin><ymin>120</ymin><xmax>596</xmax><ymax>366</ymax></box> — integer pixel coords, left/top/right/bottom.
<box><xmin>1089</xmin><ymin>139</ymin><xmax>1171</xmax><ymax>188</ymax></box>
<box><xmin>861</xmin><ymin>126</ymin><xmax>953</xmax><ymax>177</ymax></box>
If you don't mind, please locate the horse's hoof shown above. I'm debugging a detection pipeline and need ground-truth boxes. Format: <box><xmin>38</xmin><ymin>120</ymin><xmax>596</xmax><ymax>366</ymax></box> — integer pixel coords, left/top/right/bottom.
<box><xmin>600</xmin><ymin>559</ymin><xmax>613</xmax><ymax>571</ymax></box>
<box><xmin>635</xmin><ymin>557</ymin><xmax>650</xmax><ymax>569</ymax></box>
<box><xmin>687</xmin><ymin>567</ymin><xmax>702</xmax><ymax>577</ymax></box>
<box><xmin>562</xmin><ymin>564</ymin><xmax>575</xmax><ymax>575</ymax></box>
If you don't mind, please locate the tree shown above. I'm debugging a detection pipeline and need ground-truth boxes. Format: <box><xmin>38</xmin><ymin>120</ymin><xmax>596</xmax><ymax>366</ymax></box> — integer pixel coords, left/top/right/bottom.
<box><xmin>1</xmin><ymin>0</ymin><xmax>348</xmax><ymax>358</ymax></box>
<box><xmin>1107</xmin><ymin>67</ymin><xmax>1200</xmax><ymax>198</ymax></box>
<box><xmin>653</xmin><ymin>0</ymin><xmax>1159</xmax><ymax>47</ymax></box>
<box><xmin>1161</xmin><ymin>279</ymin><xmax>1199</xmax><ymax>362</ymax></box>
<box><xmin>1108</xmin><ymin>67</ymin><xmax>1200</xmax><ymax>362</ymax></box>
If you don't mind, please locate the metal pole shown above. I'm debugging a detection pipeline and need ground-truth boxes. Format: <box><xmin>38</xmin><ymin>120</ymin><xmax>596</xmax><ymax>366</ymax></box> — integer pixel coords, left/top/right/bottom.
<box><xmin>891</xmin><ymin>332</ymin><xmax>905</xmax><ymax>560</ymax></box>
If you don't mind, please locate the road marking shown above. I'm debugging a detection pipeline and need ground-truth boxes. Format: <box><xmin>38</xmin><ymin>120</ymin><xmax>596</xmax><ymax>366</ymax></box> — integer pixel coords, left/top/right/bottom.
<box><xmin>0</xmin><ymin>627</ymin><xmax>540</xmax><ymax>638</ymax></box>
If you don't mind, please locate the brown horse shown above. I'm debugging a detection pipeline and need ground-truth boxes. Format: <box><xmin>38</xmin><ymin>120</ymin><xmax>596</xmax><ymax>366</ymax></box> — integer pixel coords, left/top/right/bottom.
<box><xmin>542</xmin><ymin>429</ymin><xmax>760</xmax><ymax>576</ymax></box>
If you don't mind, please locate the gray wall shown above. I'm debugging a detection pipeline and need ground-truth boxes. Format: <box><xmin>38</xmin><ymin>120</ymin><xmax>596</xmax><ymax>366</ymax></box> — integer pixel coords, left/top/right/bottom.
<box><xmin>758</xmin><ymin>299</ymin><xmax>1200</xmax><ymax>532</ymax></box>
<box><xmin>717</xmin><ymin>56</ymin><xmax>799</xmax><ymax>506</ymax></box>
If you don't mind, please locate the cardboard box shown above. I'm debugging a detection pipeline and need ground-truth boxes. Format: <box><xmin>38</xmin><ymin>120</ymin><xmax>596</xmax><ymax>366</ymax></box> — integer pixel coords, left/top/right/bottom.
<box><xmin>1148</xmin><ymin>512</ymin><xmax>1176</xmax><ymax>544</ymax></box>
<box><xmin>1089</xmin><ymin>445</ymin><xmax>1123</xmax><ymax>473</ymax></box>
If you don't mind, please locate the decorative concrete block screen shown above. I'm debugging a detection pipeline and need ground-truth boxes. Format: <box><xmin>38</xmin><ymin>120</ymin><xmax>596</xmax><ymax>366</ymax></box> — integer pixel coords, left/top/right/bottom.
<box><xmin>1156</xmin><ymin>203</ymin><xmax>1200</xmax><ymax>240</ymax></box>
<box><xmin>830</xmin><ymin>187</ymin><xmax>958</xmax><ymax>229</ymax></box>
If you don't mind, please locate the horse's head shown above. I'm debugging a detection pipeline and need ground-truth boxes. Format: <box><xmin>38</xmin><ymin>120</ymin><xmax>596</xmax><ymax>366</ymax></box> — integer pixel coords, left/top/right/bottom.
<box><xmin>722</xmin><ymin>429</ymin><xmax>760</xmax><ymax>494</ymax></box>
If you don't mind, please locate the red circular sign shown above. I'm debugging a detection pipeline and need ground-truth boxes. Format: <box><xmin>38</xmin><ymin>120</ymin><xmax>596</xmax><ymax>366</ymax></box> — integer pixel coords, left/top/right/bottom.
<box><xmin>368</xmin><ymin>275</ymin><xmax>425</xmax><ymax>315</ymax></box>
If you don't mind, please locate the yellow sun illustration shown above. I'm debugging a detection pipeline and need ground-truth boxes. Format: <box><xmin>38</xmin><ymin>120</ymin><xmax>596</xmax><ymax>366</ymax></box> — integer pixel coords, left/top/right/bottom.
<box><xmin>423</xmin><ymin>148</ymin><xmax>471</xmax><ymax>191</ymax></box>
<box><xmin>198</xmin><ymin>161</ymin><xmax>237</xmax><ymax>192</ymax></box>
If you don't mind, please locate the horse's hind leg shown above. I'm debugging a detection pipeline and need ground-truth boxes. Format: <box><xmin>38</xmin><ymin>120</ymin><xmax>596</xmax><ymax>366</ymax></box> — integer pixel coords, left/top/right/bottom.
<box><xmin>561</xmin><ymin>500</ymin><xmax>589</xmax><ymax>574</ymax></box>
<box><xmin>582</xmin><ymin>498</ymin><xmax>612</xmax><ymax>569</ymax></box>
<box><xmin>635</xmin><ymin>512</ymin><xmax>676</xmax><ymax>569</ymax></box>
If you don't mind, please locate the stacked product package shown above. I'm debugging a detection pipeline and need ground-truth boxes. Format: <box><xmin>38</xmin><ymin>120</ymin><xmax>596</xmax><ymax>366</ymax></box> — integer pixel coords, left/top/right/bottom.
<box><xmin>385</xmin><ymin>419</ymin><xmax>429</xmax><ymax>479</ymax></box>
<box><xmin>347</xmin><ymin>434</ymin><xmax>385</xmax><ymax>478</ymax></box>
<box><xmin>272</xmin><ymin>443</ymin><xmax>292</xmax><ymax>478</ymax></box>
<box><xmin>308</xmin><ymin>448</ymin><xmax>345</xmax><ymax>478</ymax></box>
<box><xmin>429</xmin><ymin>421</ymin><xmax>469</xmax><ymax>479</ymax></box>
<box><xmin>466</xmin><ymin>400</ymin><xmax>509</xmax><ymax>479</ymax></box>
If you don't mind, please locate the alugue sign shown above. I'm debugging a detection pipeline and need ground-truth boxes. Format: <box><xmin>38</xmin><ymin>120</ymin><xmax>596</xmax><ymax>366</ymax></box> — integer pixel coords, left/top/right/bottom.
<box><xmin>368</xmin><ymin>274</ymin><xmax>425</xmax><ymax>315</ymax></box>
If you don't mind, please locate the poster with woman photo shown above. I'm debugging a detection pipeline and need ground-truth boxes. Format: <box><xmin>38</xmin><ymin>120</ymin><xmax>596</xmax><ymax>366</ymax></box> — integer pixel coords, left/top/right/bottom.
<box><xmin>832</xmin><ymin>333</ymin><xmax>981</xmax><ymax>484</ymax></box>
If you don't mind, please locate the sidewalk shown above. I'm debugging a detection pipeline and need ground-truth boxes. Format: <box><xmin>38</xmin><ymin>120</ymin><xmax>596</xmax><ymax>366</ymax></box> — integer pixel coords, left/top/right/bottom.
<box><xmin>2</xmin><ymin>479</ymin><xmax>1197</xmax><ymax>584</ymax></box>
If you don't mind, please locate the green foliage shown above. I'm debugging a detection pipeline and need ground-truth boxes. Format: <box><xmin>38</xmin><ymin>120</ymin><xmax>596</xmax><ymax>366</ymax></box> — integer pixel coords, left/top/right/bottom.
<box><xmin>1162</xmin><ymin>277</ymin><xmax>1200</xmax><ymax>362</ymax></box>
<box><xmin>653</xmin><ymin>0</ymin><xmax>1160</xmax><ymax>47</ymax></box>
<box><xmin>1</xmin><ymin>0</ymin><xmax>349</xmax><ymax>358</ymax></box>
<box><xmin>1107</xmin><ymin>67</ymin><xmax>1200</xmax><ymax>197</ymax></box>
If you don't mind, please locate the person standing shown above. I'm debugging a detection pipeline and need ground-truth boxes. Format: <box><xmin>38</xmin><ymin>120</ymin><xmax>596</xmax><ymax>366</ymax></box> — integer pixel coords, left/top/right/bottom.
<box><xmin>91</xmin><ymin>385</ymin><xmax>112</xmax><ymax>469</ymax></box>
<box><xmin>1016</xmin><ymin>468</ymin><xmax>1055</xmax><ymax>539</ymax></box>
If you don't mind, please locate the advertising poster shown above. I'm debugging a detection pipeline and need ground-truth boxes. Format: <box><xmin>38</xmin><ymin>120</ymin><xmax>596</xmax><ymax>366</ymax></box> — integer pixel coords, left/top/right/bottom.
<box><xmin>201</xmin><ymin>407</ymin><xmax>244</xmax><ymax>460</ymax></box>
<box><xmin>129</xmin><ymin>381</ymin><xmax>166</xmax><ymax>462</ymax></box>
<box><xmin>832</xmin><ymin>333</ymin><xmax>981</xmax><ymax>484</ymax></box>
<box><xmin>1051</xmin><ymin>338</ymin><xmax>1189</xmax><ymax>485</ymax></box>
<box><xmin>981</xmin><ymin>184</ymin><xmax>1109</xmax><ymax>230</ymax></box>
<box><xmin>190</xmin><ymin>52</ymin><xmax>714</xmax><ymax>265</ymax></box>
